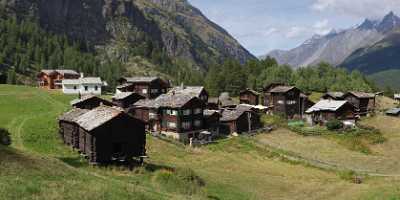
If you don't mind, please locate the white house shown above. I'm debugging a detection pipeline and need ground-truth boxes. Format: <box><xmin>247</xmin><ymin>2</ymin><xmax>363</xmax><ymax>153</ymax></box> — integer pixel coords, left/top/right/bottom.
<box><xmin>62</xmin><ymin>77</ymin><xmax>107</xmax><ymax>95</ymax></box>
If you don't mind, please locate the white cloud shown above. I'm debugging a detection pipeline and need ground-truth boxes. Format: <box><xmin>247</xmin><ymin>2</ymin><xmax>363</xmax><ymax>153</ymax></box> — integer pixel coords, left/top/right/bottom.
<box><xmin>313</xmin><ymin>19</ymin><xmax>331</xmax><ymax>35</ymax></box>
<box><xmin>311</xmin><ymin>0</ymin><xmax>400</xmax><ymax>18</ymax></box>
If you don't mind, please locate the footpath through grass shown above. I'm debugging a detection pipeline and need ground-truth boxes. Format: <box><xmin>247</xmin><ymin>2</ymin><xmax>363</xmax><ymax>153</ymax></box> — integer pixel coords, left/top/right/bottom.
<box><xmin>1</xmin><ymin>85</ymin><xmax>400</xmax><ymax>200</ymax></box>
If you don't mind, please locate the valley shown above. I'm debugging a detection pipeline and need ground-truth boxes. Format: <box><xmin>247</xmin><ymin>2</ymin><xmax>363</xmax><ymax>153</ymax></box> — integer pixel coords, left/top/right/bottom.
<box><xmin>1</xmin><ymin>85</ymin><xmax>400</xmax><ymax>200</ymax></box>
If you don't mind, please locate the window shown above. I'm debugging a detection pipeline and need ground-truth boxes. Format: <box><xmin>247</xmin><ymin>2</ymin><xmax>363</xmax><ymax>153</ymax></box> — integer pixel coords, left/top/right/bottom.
<box><xmin>73</xmin><ymin>86</ymin><xmax>77</xmax><ymax>90</ymax></box>
<box><xmin>142</xmin><ymin>89</ymin><xmax>148</xmax><ymax>94</ymax></box>
<box><xmin>194</xmin><ymin>120</ymin><xmax>202</xmax><ymax>127</ymax></box>
<box><xmin>200</xmin><ymin>95</ymin><xmax>207</xmax><ymax>101</ymax></box>
<box><xmin>277</xmin><ymin>100</ymin><xmax>284</xmax><ymax>105</ymax></box>
<box><xmin>287</xmin><ymin>100</ymin><xmax>297</xmax><ymax>105</ymax></box>
<box><xmin>84</xmin><ymin>86</ymin><xmax>88</xmax><ymax>91</ymax></box>
<box><xmin>194</xmin><ymin>108</ymin><xmax>202</xmax><ymax>114</ymax></box>
<box><xmin>183</xmin><ymin>109</ymin><xmax>191</xmax><ymax>116</ymax></box>
<box><xmin>171</xmin><ymin>110</ymin><xmax>178</xmax><ymax>116</ymax></box>
<box><xmin>182</xmin><ymin>121</ymin><xmax>191</xmax><ymax>130</ymax></box>
<box><xmin>95</xmin><ymin>86</ymin><xmax>98</xmax><ymax>91</ymax></box>
<box><xmin>168</xmin><ymin>122</ymin><xmax>177</xmax><ymax>128</ymax></box>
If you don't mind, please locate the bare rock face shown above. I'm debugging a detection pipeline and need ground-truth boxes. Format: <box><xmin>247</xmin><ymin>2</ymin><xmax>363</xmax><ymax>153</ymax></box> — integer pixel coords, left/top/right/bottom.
<box><xmin>0</xmin><ymin>0</ymin><xmax>255</xmax><ymax>69</ymax></box>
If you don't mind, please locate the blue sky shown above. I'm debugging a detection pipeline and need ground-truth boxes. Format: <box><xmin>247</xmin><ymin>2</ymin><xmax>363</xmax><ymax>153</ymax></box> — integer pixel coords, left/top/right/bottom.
<box><xmin>189</xmin><ymin>0</ymin><xmax>400</xmax><ymax>56</ymax></box>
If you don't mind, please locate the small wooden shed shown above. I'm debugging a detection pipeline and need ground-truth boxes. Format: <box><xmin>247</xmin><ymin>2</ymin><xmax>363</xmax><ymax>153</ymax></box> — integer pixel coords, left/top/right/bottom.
<box><xmin>73</xmin><ymin>106</ymin><xmax>146</xmax><ymax>164</ymax></box>
<box><xmin>58</xmin><ymin>108</ymin><xmax>89</xmax><ymax>149</ymax></box>
<box><xmin>305</xmin><ymin>100</ymin><xmax>356</xmax><ymax>125</ymax></box>
<box><xmin>239</xmin><ymin>88</ymin><xmax>260</xmax><ymax>105</ymax></box>
<box><xmin>344</xmin><ymin>92</ymin><xmax>376</xmax><ymax>116</ymax></box>
<box><xmin>220</xmin><ymin>109</ymin><xmax>261</xmax><ymax>135</ymax></box>
<box><xmin>71</xmin><ymin>95</ymin><xmax>114</xmax><ymax>110</ymax></box>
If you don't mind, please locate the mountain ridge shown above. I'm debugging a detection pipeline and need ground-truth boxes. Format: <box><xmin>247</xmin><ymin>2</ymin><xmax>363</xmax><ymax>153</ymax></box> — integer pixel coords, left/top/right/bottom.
<box><xmin>265</xmin><ymin>12</ymin><xmax>400</xmax><ymax>69</ymax></box>
<box><xmin>0</xmin><ymin>0</ymin><xmax>255</xmax><ymax>71</ymax></box>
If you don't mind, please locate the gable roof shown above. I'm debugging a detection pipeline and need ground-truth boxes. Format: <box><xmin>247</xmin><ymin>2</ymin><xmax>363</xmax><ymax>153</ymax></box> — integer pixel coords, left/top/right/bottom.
<box><xmin>58</xmin><ymin>108</ymin><xmax>89</xmax><ymax>122</ymax></box>
<box><xmin>306</xmin><ymin>100</ymin><xmax>349</xmax><ymax>113</ymax></box>
<box><xmin>168</xmin><ymin>86</ymin><xmax>206</xmax><ymax>97</ymax></box>
<box><xmin>156</xmin><ymin>93</ymin><xmax>202</xmax><ymax>108</ymax></box>
<box><xmin>112</xmin><ymin>92</ymin><xmax>143</xmax><ymax>101</ymax></box>
<box><xmin>263</xmin><ymin>83</ymin><xmax>285</xmax><ymax>92</ymax></box>
<box><xmin>220</xmin><ymin>109</ymin><xmax>246</xmax><ymax>122</ymax></box>
<box><xmin>133</xmin><ymin>93</ymin><xmax>202</xmax><ymax>109</ymax></box>
<box><xmin>40</xmin><ymin>69</ymin><xmax>79</xmax><ymax>76</ymax></box>
<box><xmin>62</xmin><ymin>77</ymin><xmax>103</xmax><ymax>85</ymax></box>
<box><xmin>269</xmin><ymin>86</ymin><xmax>297</xmax><ymax>93</ymax></box>
<box><xmin>394</xmin><ymin>94</ymin><xmax>400</xmax><ymax>99</ymax></box>
<box><xmin>346</xmin><ymin>92</ymin><xmax>375</xmax><ymax>99</ymax></box>
<box><xmin>208</xmin><ymin>97</ymin><xmax>220</xmax><ymax>104</ymax></box>
<box><xmin>75</xmin><ymin>106</ymin><xmax>124</xmax><ymax>131</ymax></box>
<box><xmin>240</xmin><ymin>88</ymin><xmax>260</xmax><ymax>96</ymax></box>
<box><xmin>70</xmin><ymin>95</ymin><xmax>112</xmax><ymax>106</ymax></box>
<box><xmin>121</xmin><ymin>77</ymin><xmax>160</xmax><ymax>83</ymax></box>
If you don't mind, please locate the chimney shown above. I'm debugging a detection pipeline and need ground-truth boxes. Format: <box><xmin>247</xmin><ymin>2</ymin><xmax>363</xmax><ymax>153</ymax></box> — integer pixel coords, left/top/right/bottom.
<box><xmin>80</xmin><ymin>73</ymin><xmax>84</xmax><ymax>78</ymax></box>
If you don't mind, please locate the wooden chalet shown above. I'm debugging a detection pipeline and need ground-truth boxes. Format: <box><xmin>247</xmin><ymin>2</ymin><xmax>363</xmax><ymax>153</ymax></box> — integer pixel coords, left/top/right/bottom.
<box><xmin>168</xmin><ymin>86</ymin><xmax>209</xmax><ymax>103</ymax></box>
<box><xmin>112</xmin><ymin>92</ymin><xmax>144</xmax><ymax>109</ymax></box>
<box><xmin>70</xmin><ymin>106</ymin><xmax>146</xmax><ymax>164</ymax></box>
<box><xmin>203</xmin><ymin>110</ymin><xmax>221</xmax><ymax>135</ymax></box>
<box><xmin>71</xmin><ymin>95</ymin><xmax>114</xmax><ymax>110</ymax></box>
<box><xmin>305</xmin><ymin>100</ymin><xmax>356</xmax><ymax>126</ymax></box>
<box><xmin>239</xmin><ymin>88</ymin><xmax>260</xmax><ymax>105</ymax></box>
<box><xmin>117</xmin><ymin>77</ymin><xmax>170</xmax><ymax>99</ymax></box>
<box><xmin>37</xmin><ymin>69</ymin><xmax>80</xmax><ymax>89</ymax></box>
<box><xmin>321</xmin><ymin>92</ymin><xmax>345</xmax><ymax>100</ymax></box>
<box><xmin>343</xmin><ymin>92</ymin><xmax>376</xmax><ymax>116</ymax></box>
<box><xmin>263</xmin><ymin>84</ymin><xmax>309</xmax><ymax>119</ymax></box>
<box><xmin>131</xmin><ymin>93</ymin><xmax>206</xmax><ymax>143</ymax></box>
<box><xmin>220</xmin><ymin>108</ymin><xmax>261</xmax><ymax>135</ymax></box>
<box><xmin>58</xmin><ymin>108</ymin><xmax>89</xmax><ymax>149</ymax></box>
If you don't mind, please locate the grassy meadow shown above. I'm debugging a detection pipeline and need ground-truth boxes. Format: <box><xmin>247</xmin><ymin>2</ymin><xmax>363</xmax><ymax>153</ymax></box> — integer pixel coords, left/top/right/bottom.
<box><xmin>1</xmin><ymin>85</ymin><xmax>400</xmax><ymax>200</ymax></box>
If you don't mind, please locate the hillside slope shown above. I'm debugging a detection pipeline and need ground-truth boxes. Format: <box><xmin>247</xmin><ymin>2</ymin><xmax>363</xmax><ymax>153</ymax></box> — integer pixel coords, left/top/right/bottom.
<box><xmin>342</xmin><ymin>31</ymin><xmax>400</xmax><ymax>75</ymax></box>
<box><xmin>265</xmin><ymin>12</ymin><xmax>400</xmax><ymax>68</ymax></box>
<box><xmin>3</xmin><ymin>85</ymin><xmax>400</xmax><ymax>199</ymax></box>
<box><xmin>368</xmin><ymin>69</ymin><xmax>400</xmax><ymax>90</ymax></box>
<box><xmin>0</xmin><ymin>0</ymin><xmax>255</xmax><ymax>70</ymax></box>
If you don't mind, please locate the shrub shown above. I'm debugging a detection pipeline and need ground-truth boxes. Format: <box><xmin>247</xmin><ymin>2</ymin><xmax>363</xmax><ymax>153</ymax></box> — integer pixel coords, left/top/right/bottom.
<box><xmin>0</xmin><ymin>128</ymin><xmax>11</xmax><ymax>146</ymax></box>
<box><xmin>326</xmin><ymin>119</ymin><xmax>343</xmax><ymax>131</ymax></box>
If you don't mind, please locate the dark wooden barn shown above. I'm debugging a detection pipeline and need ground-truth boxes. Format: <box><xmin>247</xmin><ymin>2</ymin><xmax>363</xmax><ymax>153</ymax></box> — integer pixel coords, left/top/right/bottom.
<box><xmin>117</xmin><ymin>77</ymin><xmax>170</xmax><ymax>99</ymax></box>
<box><xmin>343</xmin><ymin>92</ymin><xmax>376</xmax><ymax>116</ymax></box>
<box><xmin>71</xmin><ymin>95</ymin><xmax>114</xmax><ymax>110</ymax></box>
<box><xmin>263</xmin><ymin>85</ymin><xmax>303</xmax><ymax>119</ymax></box>
<box><xmin>203</xmin><ymin>110</ymin><xmax>221</xmax><ymax>135</ymax></box>
<box><xmin>220</xmin><ymin>109</ymin><xmax>261</xmax><ymax>135</ymax></box>
<box><xmin>73</xmin><ymin>106</ymin><xmax>146</xmax><ymax>164</ymax></box>
<box><xmin>239</xmin><ymin>88</ymin><xmax>260</xmax><ymax>105</ymax></box>
<box><xmin>58</xmin><ymin>108</ymin><xmax>89</xmax><ymax>149</ymax></box>
<box><xmin>305</xmin><ymin>100</ymin><xmax>356</xmax><ymax>126</ymax></box>
<box><xmin>112</xmin><ymin>92</ymin><xmax>144</xmax><ymax>109</ymax></box>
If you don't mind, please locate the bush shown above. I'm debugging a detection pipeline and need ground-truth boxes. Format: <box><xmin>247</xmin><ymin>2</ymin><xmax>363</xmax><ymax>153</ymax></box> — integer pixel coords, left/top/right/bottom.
<box><xmin>326</xmin><ymin>119</ymin><xmax>343</xmax><ymax>131</ymax></box>
<box><xmin>0</xmin><ymin>128</ymin><xmax>11</xmax><ymax>146</ymax></box>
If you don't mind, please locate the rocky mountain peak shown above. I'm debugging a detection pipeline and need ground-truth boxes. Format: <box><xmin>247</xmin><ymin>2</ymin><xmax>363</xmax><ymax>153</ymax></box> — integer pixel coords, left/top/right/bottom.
<box><xmin>377</xmin><ymin>11</ymin><xmax>400</xmax><ymax>33</ymax></box>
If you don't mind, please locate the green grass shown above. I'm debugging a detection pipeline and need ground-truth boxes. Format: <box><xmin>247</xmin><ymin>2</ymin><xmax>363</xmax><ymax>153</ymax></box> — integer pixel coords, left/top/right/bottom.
<box><xmin>3</xmin><ymin>85</ymin><xmax>400</xmax><ymax>200</ymax></box>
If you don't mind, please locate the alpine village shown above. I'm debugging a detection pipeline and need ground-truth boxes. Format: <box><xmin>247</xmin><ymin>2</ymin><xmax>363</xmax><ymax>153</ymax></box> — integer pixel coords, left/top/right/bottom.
<box><xmin>2</xmin><ymin>1</ymin><xmax>400</xmax><ymax>200</ymax></box>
